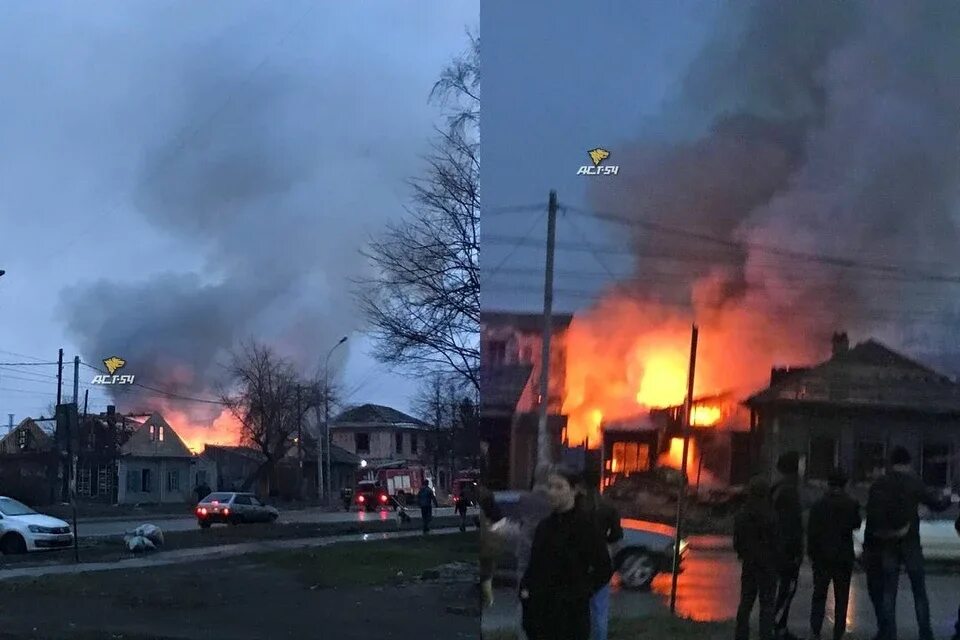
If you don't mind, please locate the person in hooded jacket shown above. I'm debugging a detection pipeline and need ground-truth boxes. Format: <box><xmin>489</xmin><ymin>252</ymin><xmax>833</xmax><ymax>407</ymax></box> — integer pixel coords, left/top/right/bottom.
<box><xmin>734</xmin><ymin>475</ymin><xmax>780</xmax><ymax>640</ymax></box>
<box><xmin>807</xmin><ymin>468</ymin><xmax>861</xmax><ymax>640</ymax></box>
<box><xmin>519</xmin><ymin>466</ymin><xmax>613</xmax><ymax>640</ymax></box>
<box><xmin>771</xmin><ymin>452</ymin><xmax>804</xmax><ymax>640</ymax></box>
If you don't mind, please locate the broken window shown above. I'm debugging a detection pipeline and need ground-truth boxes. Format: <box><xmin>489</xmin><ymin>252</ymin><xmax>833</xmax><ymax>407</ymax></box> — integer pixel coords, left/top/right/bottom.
<box><xmin>808</xmin><ymin>437</ymin><xmax>837</xmax><ymax>481</ymax></box>
<box><xmin>355</xmin><ymin>433</ymin><xmax>370</xmax><ymax>454</ymax></box>
<box><xmin>77</xmin><ymin>466</ymin><xmax>92</xmax><ymax>497</ymax></box>
<box><xmin>141</xmin><ymin>468</ymin><xmax>152</xmax><ymax>493</ymax></box>
<box><xmin>922</xmin><ymin>443</ymin><xmax>951</xmax><ymax>488</ymax></box>
<box><xmin>395</xmin><ymin>432</ymin><xmax>403</xmax><ymax>454</ymax></box>
<box><xmin>16</xmin><ymin>428</ymin><xmax>28</xmax><ymax>450</ymax></box>
<box><xmin>411</xmin><ymin>434</ymin><xmax>419</xmax><ymax>454</ymax></box>
<box><xmin>485</xmin><ymin>340</ymin><xmax>507</xmax><ymax>366</ymax></box>
<box><xmin>609</xmin><ymin>441</ymin><xmax>650</xmax><ymax>476</ymax></box>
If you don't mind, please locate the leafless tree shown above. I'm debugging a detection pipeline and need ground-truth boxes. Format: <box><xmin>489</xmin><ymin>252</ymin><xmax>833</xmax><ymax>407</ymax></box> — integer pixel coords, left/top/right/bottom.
<box><xmin>414</xmin><ymin>369</ymin><xmax>480</xmax><ymax>489</ymax></box>
<box><xmin>357</xmin><ymin>31</ymin><xmax>479</xmax><ymax>391</ymax></box>
<box><xmin>220</xmin><ymin>341</ymin><xmax>301</xmax><ymax>496</ymax></box>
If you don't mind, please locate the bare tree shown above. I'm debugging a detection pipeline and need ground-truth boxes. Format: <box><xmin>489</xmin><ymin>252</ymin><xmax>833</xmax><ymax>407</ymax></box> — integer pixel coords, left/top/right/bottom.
<box><xmin>220</xmin><ymin>341</ymin><xmax>301</xmax><ymax>496</ymax></box>
<box><xmin>414</xmin><ymin>369</ymin><xmax>481</xmax><ymax>490</ymax></box>
<box><xmin>357</xmin><ymin>31</ymin><xmax>479</xmax><ymax>391</ymax></box>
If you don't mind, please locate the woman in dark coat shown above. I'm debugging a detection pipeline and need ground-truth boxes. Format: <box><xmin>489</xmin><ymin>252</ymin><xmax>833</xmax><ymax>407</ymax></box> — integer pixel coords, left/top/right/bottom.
<box><xmin>519</xmin><ymin>466</ymin><xmax>613</xmax><ymax>640</ymax></box>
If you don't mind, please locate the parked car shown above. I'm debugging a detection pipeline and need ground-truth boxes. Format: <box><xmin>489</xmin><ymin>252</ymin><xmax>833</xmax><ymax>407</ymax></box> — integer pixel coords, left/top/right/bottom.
<box><xmin>0</xmin><ymin>496</ymin><xmax>74</xmax><ymax>554</ymax></box>
<box><xmin>353</xmin><ymin>481</ymin><xmax>391</xmax><ymax>512</ymax></box>
<box><xmin>853</xmin><ymin>513</ymin><xmax>960</xmax><ymax>562</ymax></box>
<box><xmin>616</xmin><ymin>518</ymin><xmax>689</xmax><ymax>590</ymax></box>
<box><xmin>491</xmin><ymin>491</ymin><xmax>688</xmax><ymax>590</ymax></box>
<box><xmin>195</xmin><ymin>492</ymin><xmax>279</xmax><ymax>528</ymax></box>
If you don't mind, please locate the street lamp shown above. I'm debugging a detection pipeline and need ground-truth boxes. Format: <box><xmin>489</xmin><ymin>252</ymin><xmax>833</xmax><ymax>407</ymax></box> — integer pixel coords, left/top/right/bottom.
<box><xmin>319</xmin><ymin>336</ymin><xmax>348</xmax><ymax>504</ymax></box>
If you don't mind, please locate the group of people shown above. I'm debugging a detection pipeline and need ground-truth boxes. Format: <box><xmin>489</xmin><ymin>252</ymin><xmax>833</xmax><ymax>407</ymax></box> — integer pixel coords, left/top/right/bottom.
<box><xmin>735</xmin><ymin>448</ymin><xmax>960</xmax><ymax>640</ymax></box>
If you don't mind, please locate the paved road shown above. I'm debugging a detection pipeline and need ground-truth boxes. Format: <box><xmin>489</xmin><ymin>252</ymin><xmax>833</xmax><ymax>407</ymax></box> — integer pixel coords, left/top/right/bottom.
<box><xmin>484</xmin><ymin>546</ymin><xmax>960</xmax><ymax>639</ymax></box>
<box><xmin>78</xmin><ymin>506</ymin><xmax>466</xmax><ymax>537</ymax></box>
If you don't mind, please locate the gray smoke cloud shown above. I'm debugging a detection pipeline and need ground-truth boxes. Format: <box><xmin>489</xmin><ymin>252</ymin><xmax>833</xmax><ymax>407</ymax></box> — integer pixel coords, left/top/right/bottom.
<box><xmin>58</xmin><ymin>53</ymin><xmax>372</xmax><ymax>416</ymax></box>
<box><xmin>589</xmin><ymin>0</ymin><xmax>960</xmax><ymax>370</ymax></box>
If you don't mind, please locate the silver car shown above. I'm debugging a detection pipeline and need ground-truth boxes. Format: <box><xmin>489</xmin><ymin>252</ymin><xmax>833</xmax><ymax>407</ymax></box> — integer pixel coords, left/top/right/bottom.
<box><xmin>195</xmin><ymin>492</ymin><xmax>279</xmax><ymax>528</ymax></box>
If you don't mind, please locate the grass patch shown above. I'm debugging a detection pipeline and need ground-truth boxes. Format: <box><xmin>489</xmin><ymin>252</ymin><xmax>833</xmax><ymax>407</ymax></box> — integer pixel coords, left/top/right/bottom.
<box><xmin>252</xmin><ymin>531</ymin><xmax>478</xmax><ymax>588</ymax></box>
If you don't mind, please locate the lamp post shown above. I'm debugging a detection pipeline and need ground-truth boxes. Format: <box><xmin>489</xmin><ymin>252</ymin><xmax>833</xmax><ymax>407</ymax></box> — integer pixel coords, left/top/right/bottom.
<box><xmin>320</xmin><ymin>336</ymin><xmax>348</xmax><ymax>505</ymax></box>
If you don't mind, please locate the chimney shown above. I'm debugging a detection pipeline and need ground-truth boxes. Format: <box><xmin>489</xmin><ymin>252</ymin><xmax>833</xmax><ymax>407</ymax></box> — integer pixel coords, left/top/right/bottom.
<box><xmin>6</xmin><ymin>414</ymin><xmax>12</xmax><ymax>437</ymax></box>
<box><xmin>831</xmin><ymin>332</ymin><xmax>849</xmax><ymax>357</ymax></box>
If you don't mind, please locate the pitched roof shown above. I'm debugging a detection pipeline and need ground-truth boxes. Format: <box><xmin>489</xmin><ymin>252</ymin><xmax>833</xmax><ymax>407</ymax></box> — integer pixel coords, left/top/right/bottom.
<box><xmin>120</xmin><ymin>413</ymin><xmax>194</xmax><ymax>458</ymax></box>
<box><xmin>481</xmin><ymin>311</ymin><xmax>574</xmax><ymax>333</ymax></box>
<box><xmin>0</xmin><ymin>418</ymin><xmax>54</xmax><ymax>450</ymax></box>
<box><xmin>480</xmin><ymin>363</ymin><xmax>533</xmax><ymax>412</ymax></box>
<box><xmin>332</xmin><ymin>404</ymin><xmax>430</xmax><ymax>430</ymax></box>
<box><xmin>203</xmin><ymin>444</ymin><xmax>266</xmax><ymax>462</ymax></box>
<box><xmin>746</xmin><ymin>339</ymin><xmax>960</xmax><ymax>413</ymax></box>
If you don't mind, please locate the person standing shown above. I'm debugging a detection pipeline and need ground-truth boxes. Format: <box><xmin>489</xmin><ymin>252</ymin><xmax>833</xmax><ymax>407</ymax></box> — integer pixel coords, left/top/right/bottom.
<box><xmin>520</xmin><ymin>466</ymin><xmax>613</xmax><ymax>640</ymax></box>
<box><xmin>417</xmin><ymin>479</ymin><xmax>439</xmax><ymax>534</ymax></box>
<box><xmin>807</xmin><ymin>468</ymin><xmax>861</xmax><ymax>640</ymax></box>
<box><xmin>577</xmin><ymin>469</ymin><xmax>623</xmax><ymax>640</ymax></box>
<box><xmin>866</xmin><ymin>446</ymin><xmax>951</xmax><ymax>640</ymax></box>
<box><xmin>734</xmin><ymin>475</ymin><xmax>780</xmax><ymax>640</ymax></box>
<box><xmin>953</xmin><ymin>507</ymin><xmax>960</xmax><ymax>640</ymax></box>
<box><xmin>455</xmin><ymin>482</ymin><xmax>472</xmax><ymax>532</ymax></box>
<box><xmin>771</xmin><ymin>452</ymin><xmax>804</xmax><ymax>640</ymax></box>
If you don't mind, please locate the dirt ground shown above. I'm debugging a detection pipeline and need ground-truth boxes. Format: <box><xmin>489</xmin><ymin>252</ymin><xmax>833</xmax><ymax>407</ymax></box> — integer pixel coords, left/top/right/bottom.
<box><xmin>0</xmin><ymin>534</ymin><xmax>479</xmax><ymax>639</ymax></box>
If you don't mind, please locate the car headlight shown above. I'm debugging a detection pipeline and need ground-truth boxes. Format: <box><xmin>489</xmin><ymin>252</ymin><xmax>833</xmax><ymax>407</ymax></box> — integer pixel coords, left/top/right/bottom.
<box><xmin>28</xmin><ymin>525</ymin><xmax>57</xmax><ymax>534</ymax></box>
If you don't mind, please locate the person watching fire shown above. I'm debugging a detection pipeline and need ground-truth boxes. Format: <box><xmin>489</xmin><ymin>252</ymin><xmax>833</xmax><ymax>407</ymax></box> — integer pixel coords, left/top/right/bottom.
<box><xmin>771</xmin><ymin>452</ymin><xmax>804</xmax><ymax>640</ymax></box>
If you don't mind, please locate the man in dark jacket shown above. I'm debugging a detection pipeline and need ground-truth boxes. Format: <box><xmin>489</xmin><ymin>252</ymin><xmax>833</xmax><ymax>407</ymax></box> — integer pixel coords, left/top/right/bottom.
<box><xmin>866</xmin><ymin>446</ymin><xmax>951</xmax><ymax>640</ymax></box>
<box><xmin>417</xmin><ymin>480</ymin><xmax>439</xmax><ymax>534</ymax></box>
<box><xmin>807</xmin><ymin>468</ymin><xmax>861</xmax><ymax>640</ymax></box>
<box><xmin>735</xmin><ymin>475</ymin><xmax>780</xmax><ymax>640</ymax></box>
<box><xmin>577</xmin><ymin>469</ymin><xmax>624</xmax><ymax>640</ymax></box>
<box><xmin>771</xmin><ymin>452</ymin><xmax>804</xmax><ymax>640</ymax></box>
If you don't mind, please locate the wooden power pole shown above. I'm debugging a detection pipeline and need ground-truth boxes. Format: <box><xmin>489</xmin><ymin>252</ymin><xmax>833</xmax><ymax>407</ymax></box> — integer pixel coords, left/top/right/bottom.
<box><xmin>670</xmin><ymin>325</ymin><xmax>699</xmax><ymax>614</ymax></box>
<box><xmin>536</xmin><ymin>190</ymin><xmax>558</xmax><ymax>474</ymax></box>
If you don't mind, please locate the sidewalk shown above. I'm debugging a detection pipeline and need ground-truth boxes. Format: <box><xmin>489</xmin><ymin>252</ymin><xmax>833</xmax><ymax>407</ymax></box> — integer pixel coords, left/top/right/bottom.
<box><xmin>0</xmin><ymin>528</ymin><xmax>462</xmax><ymax>580</ymax></box>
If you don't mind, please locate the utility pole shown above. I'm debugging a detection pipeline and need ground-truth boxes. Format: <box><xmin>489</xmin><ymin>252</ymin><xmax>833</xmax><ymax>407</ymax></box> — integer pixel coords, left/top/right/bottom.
<box><xmin>670</xmin><ymin>325</ymin><xmax>699</xmax><ymax>615</ymax></box>
<box><xmin>56</xmin><ymin>348</ymin><xmax>63</xmax><ymax>406</ymax></box>
<box><xmin>296</xmin><ymin>384</ymin><xmax>303</xmax><ymax>499</ymax></box>
<box><xmin>323</xmin><ymin>336</ymin><xmax>348</xmax><ymax>505</ymax></box>
<box><xmin>315</xmin><ymin>397</ymin><xmax>324</xmax><ymax>503</ymax></box>
<box><xmin>73</xmin><ymin>356</ymin><xmax>80</xmax><ymax>404</ymax></box>
<box><xmin>74</xmin><ymin>389</ymin><xmax>88</xmax><ymax>563</ymax></box>
<box><xmin>536</xmin><ymin>190</ymin><xmax>558</xmax><ymax>474</ymax></box>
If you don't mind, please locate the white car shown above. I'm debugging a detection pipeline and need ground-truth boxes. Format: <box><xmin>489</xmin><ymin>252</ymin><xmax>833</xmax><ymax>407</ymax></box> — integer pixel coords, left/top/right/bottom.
<box><xmin>0</xmin><ymin>496</ymin><xmax>74</xmax><ymax>554</ymax></box>
<box><xmin>615</xmin><ymin>519</ymin><xmax>689</xmax><ymax>590</ymax></box>
<box><xmin>853</xmin><ymin>517</ymin><xmax>960</xmax><ymax>562</ymax></box>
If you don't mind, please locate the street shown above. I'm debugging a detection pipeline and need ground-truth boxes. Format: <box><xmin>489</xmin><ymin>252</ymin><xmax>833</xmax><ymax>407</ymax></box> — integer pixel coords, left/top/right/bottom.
<box><xmin>77</xmin><ymin>506</ymin><xmax>462</xmax><ymax>537</ymax></box>
<box><xmin>483</xmin><ymin>542</ymin><xmax>960</xmax><ymax>639</ymax></box>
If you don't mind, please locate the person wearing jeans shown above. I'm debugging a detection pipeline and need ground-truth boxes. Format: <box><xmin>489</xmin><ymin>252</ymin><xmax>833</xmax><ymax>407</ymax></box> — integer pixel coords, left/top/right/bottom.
<box><xmin>577</xmin><ymin>468</ymin><xmax>623</xmax><ymax>640</ymax></box>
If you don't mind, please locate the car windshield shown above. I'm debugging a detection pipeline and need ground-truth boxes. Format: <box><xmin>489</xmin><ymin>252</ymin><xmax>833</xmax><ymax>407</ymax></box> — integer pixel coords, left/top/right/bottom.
<box><xmin>201</xmin><ymin>493</ymin><xmax>233</xmax><ymax>504</ymax></box>
<box><xmin>0</xmin><ymin>497</ymin><xmax>37</xmax><ymax>516</ymax></box>
<box><xmin>358</xmin><ymin>482</ymin><xmax>376</xmax><ymax>490</ymax></box>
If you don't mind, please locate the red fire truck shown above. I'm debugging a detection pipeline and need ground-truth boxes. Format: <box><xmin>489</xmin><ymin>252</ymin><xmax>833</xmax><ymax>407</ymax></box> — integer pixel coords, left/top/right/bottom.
<box><xmin>359</xmin><ymin>461</ymin><xmax>431</xmax><ymax>506</ymax></box>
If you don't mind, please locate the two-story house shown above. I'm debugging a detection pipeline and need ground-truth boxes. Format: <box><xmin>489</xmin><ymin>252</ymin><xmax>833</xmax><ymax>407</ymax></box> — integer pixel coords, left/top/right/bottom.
<box><xmin>330</xmin><ymin>404</ymin><xmax>432</xmax><ymax>470</ymax></box>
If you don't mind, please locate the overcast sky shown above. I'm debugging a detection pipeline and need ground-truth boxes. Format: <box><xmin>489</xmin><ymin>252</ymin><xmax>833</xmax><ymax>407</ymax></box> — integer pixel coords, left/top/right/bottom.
<box><xmin>0</xmin><ymin>2</ymin><xmax>478</xmax><ymax>426</ymax></box>
<box><xmin>481</xmin><ymin>1</ymin><xmax>717</xmax><ymax>314</ymax></box>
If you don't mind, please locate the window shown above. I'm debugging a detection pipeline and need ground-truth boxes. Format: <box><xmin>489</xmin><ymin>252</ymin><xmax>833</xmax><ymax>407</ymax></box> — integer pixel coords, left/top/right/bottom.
<box><xmin>159</xmin><ymin>426</ymin><xmax>164</xmax><ymax>442</ymax></box>
<box><xmin>16</xmin><ymin>429</ymin><xmax>28</xmax><ymax>450</ymax></box>
<box><xmin>411</xmin><ymin>434</ymin><xmax>418</xmax><ymax>454</ymax></box>
<box><xmin>77</xmin><ymin>466</ymin><xmax>92</xmax><ymax>497</ymax></box>
<box><xmin>141</xmin><ymin>468</ymin><xmax>152</xmax><ymax>493</ymax></box>
<box><xmin>167</xmin><ymin>470</ymin><xmax>180</xmax><ymax>492</ymax></box>
<box><xmin>395</xmin><ymin>433</ymin><xmax>403</xmax><ymax>454</ymax></box>
<box><xmin>486</xmin><ymin>340</ymin><xmax>507</xmax><ymax>366</ymax></box>
<box><xmin>250</xmin><ymin>497</ymin><xmax>263</xmax><ymax>507</ymax></box>
<box><xmin>808</xmin><ymin>437</ymin><xmax>837</xmax><ymax>481</ymax></box>
<box><xmin>855</xmin><ymin>441</ymin><xmax>886</xmax><ymax>482</ymax></box>
<box><xmin>126</xmin><ymin>470</ymin><xmax>138</xmax><ymax>493</ymax></box>
<box><xmin>922</xmin><ymin>443</ymin><xmax>951</xmax><ymax>488</ymax></box>
<box><xmin>609</xmin><ymin>441</ymin><xmax>650</xmax><ymax>475</ymax></box>
<box><xmin>233</xmin><ymin>495</ymin><xmax>252</xmax><ymax>505</ymax></box>
<box><xmin>355</xmin><ymin>433</ymin><xmax>370</xmax><ymax>454</ymax></box>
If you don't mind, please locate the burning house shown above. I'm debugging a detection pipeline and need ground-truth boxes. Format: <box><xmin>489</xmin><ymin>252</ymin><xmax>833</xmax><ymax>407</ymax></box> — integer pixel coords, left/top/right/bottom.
<box><xmin>746</xmin><ymin>334</ymin><xmax>960</xmax><ymax>491</ymax></box>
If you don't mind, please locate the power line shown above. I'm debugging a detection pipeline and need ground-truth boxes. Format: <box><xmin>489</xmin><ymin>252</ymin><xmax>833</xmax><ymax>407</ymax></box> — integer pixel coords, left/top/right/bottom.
<box><xmin>485</xmin><ymin>210</ymin><xmax>547</xmax><ymax>279</ymax></box>
<box><xmin>80</xmin><ymin>361</ymin><xmax>227</xmax><ymax>406</ymax></box>
<box><xmin>484</xmin><ymin>203</ymin><xmax>548</xmax><ymax>216</ymax></box>
<box><xmin>564</xmin><ymin>204</ymin><xmax>960</xmax><ymax>284</ymax></box>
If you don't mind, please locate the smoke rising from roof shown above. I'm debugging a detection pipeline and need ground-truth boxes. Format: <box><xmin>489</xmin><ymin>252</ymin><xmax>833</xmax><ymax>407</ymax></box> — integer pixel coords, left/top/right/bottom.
<box><xmin>588</xmin><ymin>0</ymin><xmax>960</xmax><ymax>366</ymax></box>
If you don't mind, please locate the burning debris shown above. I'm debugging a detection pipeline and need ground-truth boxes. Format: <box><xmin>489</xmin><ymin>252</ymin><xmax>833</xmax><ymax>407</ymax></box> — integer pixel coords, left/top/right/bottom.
<box><xmin>562</xmin><ymin>2</ymin><xmax>960</xmax><ymax>448</ymax></box>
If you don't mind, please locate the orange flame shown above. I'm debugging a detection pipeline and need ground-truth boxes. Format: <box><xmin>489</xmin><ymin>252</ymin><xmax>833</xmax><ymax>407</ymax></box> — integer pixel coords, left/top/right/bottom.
<box><xmin>160</xmin><ymin>407</ymin><xmax>244</xmax><ymax>454</ymax></box>
<box><xmin>691</xmin><ymin>405</ymin><xmax>722</xmax><ymax>427</ymax></box>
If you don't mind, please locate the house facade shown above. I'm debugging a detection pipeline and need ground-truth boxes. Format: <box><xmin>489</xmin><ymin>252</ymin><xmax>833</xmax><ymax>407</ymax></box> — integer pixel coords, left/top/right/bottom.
<box><xmin>745</xmin><ymin>334</ymin><xmax>960</xmax><ymax>491</ymax></box>
<box><xmin>0</xmin><ymin>418</ymin><xmax>58</xmax><ymax>505</ymax></box>
<box><xmin>117</xmin><ymin>414</ymin><xmax>217</xmax><ymax>505</ymax></box>
<box><xmin>330</xmin><ymin>404</ymin><xmax>433</xmax><ymax>468</ymax></box>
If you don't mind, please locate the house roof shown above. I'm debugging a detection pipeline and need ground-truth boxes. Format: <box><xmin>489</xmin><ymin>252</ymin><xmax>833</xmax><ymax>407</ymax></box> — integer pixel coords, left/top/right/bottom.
<box><xmin>0</xmin><ymin>418</ymin><xmax>54</xmax><ymax>448</ymax></box>
<box><xmin>332</xmin><ymin>404</ymin><xmax>430</xmax><ymax>430</ymax></box>
<box><xmin>480</xmin><ymin>363</ymin><xmax>533</xmax><ymax>412</ymax></box>
<box><xmin>745</xmin><ymin>339</ymin><xmax>960</xmax><ymax>413</ymax></box>
<box><xmin>120</xmin><ymin>414</ymin><xmax>194</xmax><ymax>458</ymax></box>
<box><xmin>203</xmin><ymin>444</ymin><xmax>266</xmax><ymax>462</ymax></box>
<box><xmin>481</xmin><ymin>311</ymin><xmax>574</xmax><ymax>333</ymax></box>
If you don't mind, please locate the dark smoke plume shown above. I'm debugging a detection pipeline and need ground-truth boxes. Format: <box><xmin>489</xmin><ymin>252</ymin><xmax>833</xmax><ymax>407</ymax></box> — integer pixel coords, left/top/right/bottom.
<box><xmin>589</xmin><ymin>0</ymin><xmax>960</xmax><ymax>369</ymax></box>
